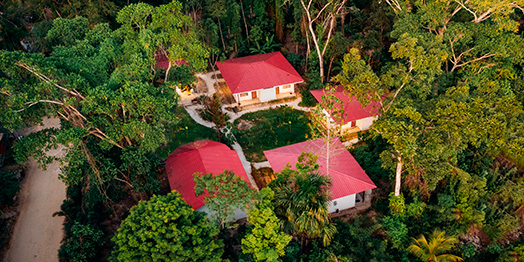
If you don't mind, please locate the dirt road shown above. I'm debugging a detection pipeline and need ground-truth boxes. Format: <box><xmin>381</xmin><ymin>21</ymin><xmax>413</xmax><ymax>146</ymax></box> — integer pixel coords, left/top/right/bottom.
<box><xmin>4</xmin><ymin>118</ymin><xmax>66</xmax><ymax>262</ymax></box>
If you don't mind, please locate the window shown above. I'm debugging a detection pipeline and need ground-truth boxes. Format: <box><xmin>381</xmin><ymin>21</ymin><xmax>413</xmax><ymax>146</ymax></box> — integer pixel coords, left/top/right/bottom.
<box><xmin>282</xmin><ymin>84</ymin><xmax>291</xmax><ymax>89</ymax></box>
<box><xmin>239</xmin><ymin>93</ymin><xmax>249</xmax><ymax>97</ymax></box>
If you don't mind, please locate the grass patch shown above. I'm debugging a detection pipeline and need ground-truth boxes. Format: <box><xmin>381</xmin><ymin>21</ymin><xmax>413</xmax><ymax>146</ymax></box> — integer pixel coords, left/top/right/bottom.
<box><xmin>156</xmin><ymin>107</ymin><xmax>218</xmax><ymax>159</ymax></box>
<box><xmin>234</xmin><ymin>106</ymin><xmax>311</xmax><ymax>162</ymax></box>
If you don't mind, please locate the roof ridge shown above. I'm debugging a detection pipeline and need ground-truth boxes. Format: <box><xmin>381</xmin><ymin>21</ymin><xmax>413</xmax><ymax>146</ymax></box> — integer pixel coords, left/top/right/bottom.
<box><xmin>262</xmin><ymin>58</ymin><xmax>297</xmax><ymax>78</ymax></box>
<box><xmin>329</xmin><ymin>169</ymin><xmax>376</xmax><ymax>188</ymax></box>
<box><xmin>195</xmin><ymin>146</ymin><xmax>208</xmax><ymax>176</ymax></box>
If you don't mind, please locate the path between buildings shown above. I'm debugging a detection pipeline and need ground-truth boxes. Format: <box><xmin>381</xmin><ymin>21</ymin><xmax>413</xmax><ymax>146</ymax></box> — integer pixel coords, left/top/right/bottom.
<box><xmin>183</xmin><ymin>95</ymin><xmax>311</xmax><ymax>191</ymax></box>
<box><xmin>5</xmin><ymin>117</ymin><xmax>66</xmax><ymax>262</ymax></box>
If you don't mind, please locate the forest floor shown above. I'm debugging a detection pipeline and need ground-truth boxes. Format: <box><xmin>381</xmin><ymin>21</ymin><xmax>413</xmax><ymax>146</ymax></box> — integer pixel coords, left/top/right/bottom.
<box><xmin>4</xmin><ymin>117</ymin><xmax>66</xmax><ymax>262</ymax></box>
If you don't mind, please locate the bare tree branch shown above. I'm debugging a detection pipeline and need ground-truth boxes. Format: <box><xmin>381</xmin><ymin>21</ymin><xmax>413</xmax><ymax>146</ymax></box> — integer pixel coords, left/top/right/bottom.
<box><xmin>16</xmin><ymin>62</ymin><xmax>86</xmax><ymax>100</ymax></box>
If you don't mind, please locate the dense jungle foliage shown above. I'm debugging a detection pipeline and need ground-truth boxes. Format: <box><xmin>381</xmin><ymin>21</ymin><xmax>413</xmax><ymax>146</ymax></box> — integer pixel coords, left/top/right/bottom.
<box><xmin>1</xmin><ymin>0</ymin><xmax>524</xmax><ymax>261</ymax></box>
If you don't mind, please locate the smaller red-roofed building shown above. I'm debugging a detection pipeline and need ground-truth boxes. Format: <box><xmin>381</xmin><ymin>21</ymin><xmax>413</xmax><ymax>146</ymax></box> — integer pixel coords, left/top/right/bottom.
<box><xmin>216</xmin><ymin>51</ymin><xmax>304</xmax><ymax>104</ymax></box>
<box><xmin>264</xmin><ymin>137</ymin><xmax>376</xmax><ymax>213</ymax></box>
<box><xmin>154</xmin><ymin>51</ymin><xmax>190</xmax><ymax>95</ymax></box>
<box><xmin>154</xmin><ymin>51</ymin><xmax>188</xmax><ymax>70</ymax></box>
<box><xmin>165</xmin><ymin>140</ymin><xmax>252</xmax><ymax>219</ymax></box>
<box><xmin>310</xmin><ymin>86</ymin><xmax>381</xmax><ymax>138</ymax></box>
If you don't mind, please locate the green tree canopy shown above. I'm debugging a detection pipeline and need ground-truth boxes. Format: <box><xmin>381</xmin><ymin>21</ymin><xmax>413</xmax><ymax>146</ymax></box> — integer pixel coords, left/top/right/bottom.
<box><xmin>268</xmin><ymin>152</ymin><xmax>336</xmax><ymax>246</ymax></box>
<box><xmin>110</xmin><ymin>191</ymin><xmax>223</xmax><ymax>262</ymax></box>
<box><xmin>407</xmin><ymin>230</ymin><xmax>463</xmax><ymax>262</ymax></box>
<box><xmin>242</xmin><ymin>188</ymin><xmax>292</xmax><ymax>261</ymax></box>
<box><xmin>335</xmin><ymin>0</ymin><xmax>524</xmax><ymax>196</ymax></box>
<box><xmin>194</xmin><ymin>170</ymin><xmax>256</xmax><ymax>229</ymax></box>
<box><xmin>1</xmin><ymin>1</ymin><xmax>209</xmax><ymax>193</ymax></box>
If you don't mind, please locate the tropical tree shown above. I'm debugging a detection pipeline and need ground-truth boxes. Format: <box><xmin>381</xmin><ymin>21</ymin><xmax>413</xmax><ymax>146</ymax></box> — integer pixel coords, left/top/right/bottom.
<box><xmin>335</xmin><ymin>0</ymin><xmax>524</xmax><ymax>197</ymax></box>
<box><xmin>268</xmin><ymin>152</ymin><xmax>336</xmax><ymax>247</ymax></box>
<box><xmin>110</xmin><ymin>191</ymin><xmax>223</xmax><ymax>262</ymax></box>
<box><xmin>291</xmin><ymin>0</ymin><xmax>347</xmax><ymax>81</ymax></box>
<box><xmin>58</xmin><ymin>221</ymin><xmax>104</xmax><ymax>262</ymax></box>
<box><xmin>308</xmin><ymin>85</ymin><xmax>346</xmax><ymax>176</ymax></box>
<box><xmin>407</xmin><ymin>230</ymin><xmax>463</xmax><ymax>262</ymax></box>
<box><xmin>242</xmin><ymin>188</ymin><xmax>292</xmax><ymax>261</ymax></box>
<box><xmin>202</xmin><ymin>93</ymin><xmax>227</xmax><ymax>140</ymax></box>
<box><xmin>194</xmin><ymin>170</ymin><xmax>257</xmax><ymax>229</ymax></box>
<box><xmin>1</xmin><ymin>0</ymin><xmax>209</xmax><ymax>192</ymax></box>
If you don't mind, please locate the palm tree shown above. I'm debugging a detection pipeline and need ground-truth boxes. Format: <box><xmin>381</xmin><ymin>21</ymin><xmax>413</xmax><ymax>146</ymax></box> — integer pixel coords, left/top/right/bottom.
<box><xmin>269</xmin><ymin>153</ymin><xmax>336</xmax><ymax>247</ymax></box>
<box><xmin>408</xmin><ymin>230</ymin><xmax>463</xmax><ymax>262</ymax></box>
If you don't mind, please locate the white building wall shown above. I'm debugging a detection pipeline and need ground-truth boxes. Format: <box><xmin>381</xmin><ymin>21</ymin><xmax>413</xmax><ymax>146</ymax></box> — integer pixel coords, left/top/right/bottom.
<box><xmin>356</xmin><ymin>116</ymin><xmax>377</xmax><ymax>131</ymax></box>
<box><xmin>236</xmin><ymin>92</ymin><xmax>253</xmax><ymax>102</ymax></box>
<box><xmin>341</xmin><ymin>122</ymin><xmax>353</xmax><ymax>131</ymax></box>
<box><xmin>259</xmin><ymin>87</ymin><xmax>277</xmax><ymax>102</ymax></box>
<box><xmin>328</xmin><ymin>194</ymin><xmax>356</xmax><ymax>213</ymax></box>
<box><xmin>280</xmin><ymin>83</ymin><xmax>295</xmax><ymax>94</ymax></box>
<box><xmin>197</xmin><ymin>205</ymin><xmax>247</xmax><ymax>221</ymax></box>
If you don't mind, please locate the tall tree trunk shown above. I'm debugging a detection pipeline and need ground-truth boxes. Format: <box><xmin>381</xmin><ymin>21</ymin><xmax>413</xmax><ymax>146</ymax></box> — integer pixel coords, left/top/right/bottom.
<box><xmin>305</xmin><ymin>24</ymin><xmax>310</xmax><ymax>72</ymax></box>
<box><xmin>240</xmin><ymin>0</ymin><xmax>249</xmax><ymax>39</ymax></box>
<box><xmin>394</xmin><ymin>152</ymin><xmax>403</xmax><ymax>196</ymax></box>
<box><xmin>164</xmin><ymin>62</ymin><xmax>171</xmax><ymax>83</ymax></box>
<box><xmin>327</xmin><ymin>56</ymin><xmax>335</xmax><ymax>80</ymax></box>
<box><xmin>217</xmin><ymin>17</ymin><xmax>226</xmax><ymax>51</ymax></box>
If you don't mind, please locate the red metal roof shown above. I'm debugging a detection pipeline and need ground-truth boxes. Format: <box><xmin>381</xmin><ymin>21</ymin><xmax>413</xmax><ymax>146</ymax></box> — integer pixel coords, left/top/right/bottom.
<box><xmin>263</xmin><ymin>138</ymin><xmax>376</xmax><ymax>199</ymax></box>
<box><xmin>154</xmin><ymin>51</ymin><xmax>188</xmax><ymax>70</ymax></box>
<box><xmin>310</xmin><ymin>86</ymin><xmax>381</xmax><ymax>124</ymax></box>
<box><xmin>216</xmin><ymin>51</ymin><xmax>304</xmax><ymax>94</ymax></box>
<box><xmin>165</xmin><ymin>140</ymin><xmax>250</xmax><ymax>210</ymax></box>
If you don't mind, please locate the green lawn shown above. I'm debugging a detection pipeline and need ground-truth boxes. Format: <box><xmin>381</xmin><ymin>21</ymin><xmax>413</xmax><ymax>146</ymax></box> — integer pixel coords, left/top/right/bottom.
<box><xmin>156</xmin><ymin>107</ymin><xmax>219</xmax><ymax>159</ymax></box>
<box><xmin>234</xmin><ymin>106</ymin><xmax>311</xmax><ymax>162</ymax></box>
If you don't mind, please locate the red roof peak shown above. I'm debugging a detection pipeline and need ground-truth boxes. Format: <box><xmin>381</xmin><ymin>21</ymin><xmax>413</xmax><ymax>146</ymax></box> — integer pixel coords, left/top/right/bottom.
<box><xmin>165</xmin><ymin>140</ymin><xmax>250</xmax><ymax>210</ymax></box>
<box><xmin>216</xmin><ymin>51</ymin><xmax>304</xmax><ymax>94</ymax></box>
<box><xmin>310</xmin><ymin>85</ymin><xmax>381</xmax><ymax>123</ymax></box>
<box><xmin>264</xmin><ymin>138</ymin><xmax>376</xmax><ymax>198</ymax></box>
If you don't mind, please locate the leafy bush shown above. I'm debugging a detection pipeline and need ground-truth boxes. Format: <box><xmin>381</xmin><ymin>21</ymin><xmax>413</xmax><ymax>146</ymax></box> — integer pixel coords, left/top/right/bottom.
<box><xmin>299</xmin><ymin>57</ymin><xmax>323</xmax><ymax>107</ymax></box>
<box><xmin>58</xmin><ymin>221</ymin><xmax>104</xmax><ymax>262</ymax></box>
<box><xmin>0</xmin><ymin>170</ymin><xmax>20</xmax><ymax>207</ymax></box>
<box><xmin>285</xmin><ymin>53</ymin><xmax>305</xmax><ymax>71</ymax></box>
<box><xmin>382</xmin><ymin>216</ymin><xmax>409</xmax><ymax>249</ymax></box>
<box><xmin>110</xmin><ymin>191</ymin><xmax>223</xmax><ymax>262</ymax></box>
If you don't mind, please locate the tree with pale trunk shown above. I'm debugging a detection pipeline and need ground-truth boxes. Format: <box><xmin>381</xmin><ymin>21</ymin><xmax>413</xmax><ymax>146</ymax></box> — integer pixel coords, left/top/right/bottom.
<box><xmin>335</xmin><ymin>0</ymin><xmax>524</xmax><ymax>197</ymax></box>
<box><xmin>286</xmin><ymin>0</ymin><xmax>346</xmax><ymax>82</ymax></box>
<box><xmin>308</xmin><ymin>85</ymin><xmax>346</xmax><ymax>176</ymax></box>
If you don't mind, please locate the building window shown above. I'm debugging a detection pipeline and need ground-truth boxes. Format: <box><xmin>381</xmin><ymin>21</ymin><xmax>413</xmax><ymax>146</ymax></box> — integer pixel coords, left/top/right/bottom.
<box><xmin>282</xmin><ymin>84</ymin><xmax>291</xmax><ymax>89</ymax></box>
<box><xmin>239</xmin><ymin>93</ymin><xmax>249</xmax><ymax>97</ymax></box>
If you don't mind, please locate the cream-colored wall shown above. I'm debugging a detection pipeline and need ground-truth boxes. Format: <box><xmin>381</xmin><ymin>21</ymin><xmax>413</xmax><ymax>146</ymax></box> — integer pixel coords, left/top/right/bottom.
<box><xmin>234</xmin><ymin>82</ymin><xmax>300</xmax><ymax>103</ymax></box>
<box><xmin>356</xmin><ymin>116</ymin><xmax>377</xmax><ymax>131</ymax></box>
<box><xmin>280</xmin><ymin>83</ymin><xmax>295</xmax><ymax>94</ymax></box>
<box><xmin>236</xmin><ymin>92</ymin><xmax>255</xmax><ymax>102</ymax></box>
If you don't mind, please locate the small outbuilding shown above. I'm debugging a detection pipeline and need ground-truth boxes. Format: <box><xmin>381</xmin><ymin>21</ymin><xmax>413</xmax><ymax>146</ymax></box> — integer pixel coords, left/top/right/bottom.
<box><xmin>310</xmin><ymin>86</ymin><xmax>381</xmax><ymax>136</ymax></box>
<box><xmin>154</xmin><ymin>51</ymin><xmax>188</xmax><ymax>70</ymax></box>
<box><xmin>165</xmin><ymin>140</ymin><xmax>251</xmax><ymax>218</ymax></box>
<box><xmin>263</xmin><ymin>137</ymin><xmax>376</xmax><ymax>213</ymax></box>
<box><xmin>216</xmin><ymin>51</ymin><xmax>304</xmax><ymax>105</ymax></box>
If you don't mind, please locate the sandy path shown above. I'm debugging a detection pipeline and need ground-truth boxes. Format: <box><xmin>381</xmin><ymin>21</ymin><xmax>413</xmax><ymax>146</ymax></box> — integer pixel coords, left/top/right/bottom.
<box><xmin>5</xmin><ymin>118</ymin><xmax>66</xmax><ymax>262</ymax></box>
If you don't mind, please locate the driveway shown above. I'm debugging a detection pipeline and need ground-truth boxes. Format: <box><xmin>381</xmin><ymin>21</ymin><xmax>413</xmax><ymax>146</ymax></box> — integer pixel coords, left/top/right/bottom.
<box><xmin>5</xmin><ymin>117</ymin><xmax>66</xmax><ymax>262</ymax></box>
